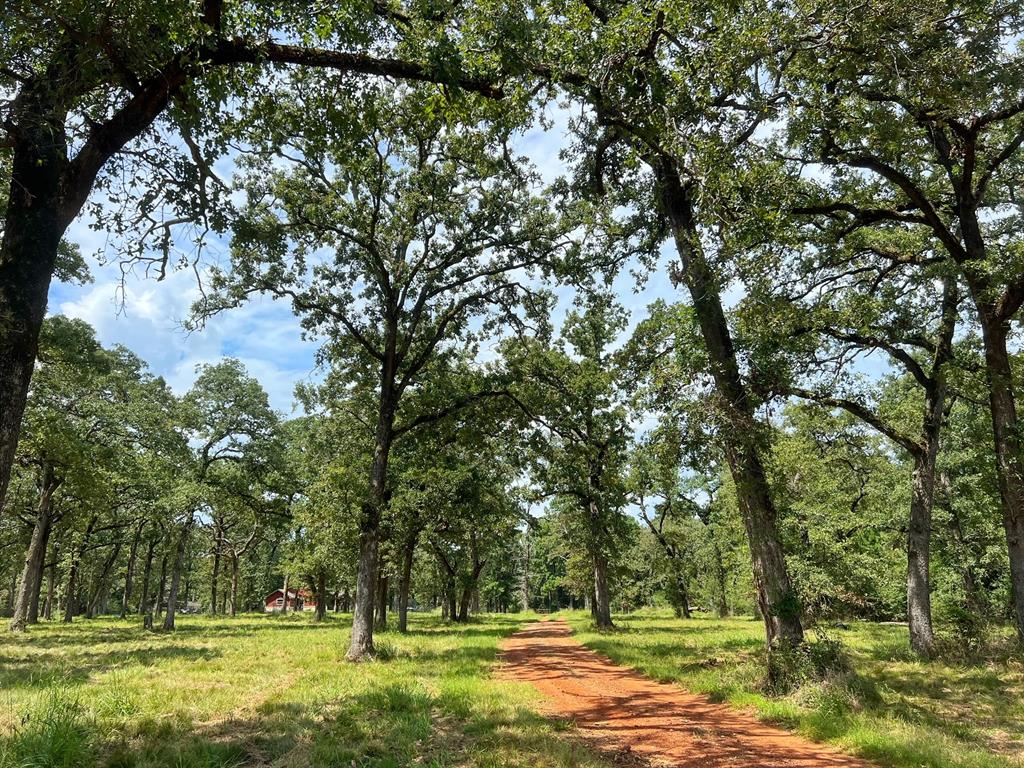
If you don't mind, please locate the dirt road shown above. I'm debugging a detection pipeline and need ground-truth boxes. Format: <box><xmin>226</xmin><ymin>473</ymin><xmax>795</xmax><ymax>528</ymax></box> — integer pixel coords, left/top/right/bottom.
<box><xmin>498</xmin><ymin>619</ymin><xmax>872</xmax><ymax>768</ymax></box>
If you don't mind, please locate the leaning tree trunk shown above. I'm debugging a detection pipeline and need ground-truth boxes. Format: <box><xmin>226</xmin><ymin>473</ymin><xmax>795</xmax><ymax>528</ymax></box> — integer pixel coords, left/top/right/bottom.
<box><xmin>162</xmin><ymin>517</ymin><xmax>193</xmax><ymax>631</ymax></box>
<box><xmin>0</xmin><ymin>111</ymin><xmax>72</xmax><ymax>516</ymax></box>
<box><xmin>658</xmin><ymin>161</ymin><xmax>803</xmax><ymax>648</ymax></box>
<box><xmin>10</xmin><ymin>466</ymin><xmax>60</xmax><ymax>631</ymax></box>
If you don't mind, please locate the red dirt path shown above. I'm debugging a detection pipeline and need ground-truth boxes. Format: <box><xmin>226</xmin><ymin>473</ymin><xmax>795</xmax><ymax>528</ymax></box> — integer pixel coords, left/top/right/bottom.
<box><xmin>498</xmin><ymin>619</ymin><xmax>873</xmax><ymax>768</ymax></box>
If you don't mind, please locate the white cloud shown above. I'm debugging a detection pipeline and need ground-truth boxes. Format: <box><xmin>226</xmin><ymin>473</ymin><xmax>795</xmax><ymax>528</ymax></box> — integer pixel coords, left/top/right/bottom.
<box><xmin>52</xmin><ymin>222</ymin><xmax>319</xmax><ymax>415</ymax></box>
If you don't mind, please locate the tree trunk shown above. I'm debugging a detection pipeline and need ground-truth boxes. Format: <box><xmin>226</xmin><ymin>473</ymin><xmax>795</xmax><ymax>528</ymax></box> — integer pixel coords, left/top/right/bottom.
<box><xmin>592</xmin><ymin>550</ymin><xmax>613</xmax><ymax>629</ymax></box>
<box><xmin>398</xmin><ymin>529</ymin><xmax>418</xmax><ymax>633</ymax></box>
<box><xmin>137</xmin><ymin>535</ymin><xmax>156</xmax><ymax>615</ymax></box>
<box><xmin>977</xmin><ymin>312</ymin><xmax>1024</xmax><ymax>641</ymax></box>
<box><xmin>658</xmin><ymin>162</ymin><xmax>803</xmax><ymax>648</ymax></box>
<box><xmin>315</xmin><ymin>572</ymin><xmax>326</xmax><ymax>622</ymax></box>
<box><xmin>209</xmin><ymin>543</ymin><xmax>221</xmax><ymax>616</ymax></box>
<box><xmin>156</xmin><ymin>553</ymin><xmax>168</xmax><ymax>616</ymax></box>
<box><xmin>26</xmin><ymin>533</ymin><xmax>49</xmax><ymax>626</ymax></box>
<box><xmin>904</xmin><ymin>275</ymin><xmax>956</xmax><ymax>656</ymax></box>
<box><xmin>281</xmin><ymin>573</ymin><xmax>289</xmax><ymax>613</ymax></box>
<box><xmin>520</xmin><ymin>532</ymin><xmax>532</xmax><ymax>611</ymax></box>
<box><xmin>10</xmin><ymin>466</ymin><xmax>60</xmax><ymax>631</ymax></box>
<box><xmin>347</xmin><ymin>381</ymin><xmax>396</xmax><ymax>660</ymax></box>
<box><xmin>43</xmin><ymin>561</ymin><xmax>57</xmax><ymax>621</ymax></box>
<box><xmin>374</xmin><ymin>572</ymin><xmax>389</xmax><ymax>631</ymax></box>
<box><xmin>87</xmin><ymin>541</ymin><xmax>122</xmax><ymax>618</ymax></box>
<box><xmin>62</xmin><ymin>514</ymin><xmax>96</xmax><ymax>623</ymax></box>
<box><xmin>457</xmin><ymin>586</ymin><xmax>472</xmax><ymax>622</ymax></box>
<box><xmin>0</xmin><ymin>111</ymin><xmax>72</xmax><ymax>515</ymax></box>
<box><xmin>673</xmin><ymin>567</ymin><xmax>692</xmax><ymax>619</ymax></box>
<box><xmin>229</xmin><ymin>556</ymin><xmax>240</xmax><ymax>617</ymax></box>
<box><xmin>710</xmin><ymin>540</ymin><xmax>729</xmax><ymax>617</ymax></box>
<box><xmin>446</xmin><ymin>587</ymin><xmax>457</xmax><ymax>622</ymax></box>
<box><xmin>586</xmin><ymin>490</ymin><xmax>614</xmax><ymax>629</ymax></box>
<box><xmin>121</xmin><ymin>522</ymin><xmax>144</xmax><ymax>619</ymax></box>
<box><xmin>162</xmin><ymin>516</ymin><xmax>193</xmax><ymax>631</ymax></box>
<box><xmin>907</xmin><ymin>451</ymin><xmax>938</xmax><ymax>656</ymax></box>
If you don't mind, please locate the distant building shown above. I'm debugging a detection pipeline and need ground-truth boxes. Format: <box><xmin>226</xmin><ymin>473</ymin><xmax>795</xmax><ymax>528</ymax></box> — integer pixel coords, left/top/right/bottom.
<box><xmin>263</xmin><ymin>588</ymin><xmax>316</xmax><ymax>612</ymax></box>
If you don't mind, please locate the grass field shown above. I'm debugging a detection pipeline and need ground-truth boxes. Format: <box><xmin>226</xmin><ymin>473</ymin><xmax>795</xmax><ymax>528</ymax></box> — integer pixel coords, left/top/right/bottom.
<box><xmin>3</xmin><ymin>610</ymin><xmax>1021</xmax><ymax>768</ymax></box>
<box><xmin>566</xmin><ymin>609</ymin><xmax>1024</xmax><ymax>768</ymax></box>
<box><xmin>0</xmin><ymin>612</ymin><xmax>609</xmax><ymax>768</ymax></box>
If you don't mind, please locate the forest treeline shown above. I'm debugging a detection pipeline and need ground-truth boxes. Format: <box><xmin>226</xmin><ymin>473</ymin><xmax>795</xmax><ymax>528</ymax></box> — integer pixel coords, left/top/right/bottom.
<box><xmin>1</xmin><ymin>0</ymin><xmax>1023</xmax><ymax>664</ymax></box>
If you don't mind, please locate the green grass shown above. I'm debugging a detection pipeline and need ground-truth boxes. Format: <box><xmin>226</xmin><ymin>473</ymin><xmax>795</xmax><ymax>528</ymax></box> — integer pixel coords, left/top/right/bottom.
<box><xmin>564</xmin><ymin>609</ymin><xmax>1024</xmax><ymax>768</ymax></box>
<box><xmin>0</xmin><ymin>612</ymin><xmax>611</xmax><ymax>768</ymax></box>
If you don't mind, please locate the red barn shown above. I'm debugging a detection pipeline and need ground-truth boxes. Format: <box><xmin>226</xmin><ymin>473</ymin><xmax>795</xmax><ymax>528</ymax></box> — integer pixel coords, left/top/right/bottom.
<box><xmin>263</xmin><ymin>589</ymin><xmax>317</xmax><ymax>612</ymax></box>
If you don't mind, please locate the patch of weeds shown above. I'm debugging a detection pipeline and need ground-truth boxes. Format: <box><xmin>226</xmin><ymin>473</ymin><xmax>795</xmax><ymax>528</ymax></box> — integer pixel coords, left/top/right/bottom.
<box><xmin>94</xmin><ymin>672</ymin><xmax>141</xmax><ymax>721</ymax></box>
<box><xmin>0</xmin><ymin>689</ymin><xmax>96</xmax><ymax>768</ymax></box>
<box><xmin>372</xmin><ymin>639</ymin><xmax>399</xmax><ymax>661</ymax></box>
<box><xmin>765</xmin><ymin>629</ymin><xmax>850</xmax><ymax>695</ymax></box>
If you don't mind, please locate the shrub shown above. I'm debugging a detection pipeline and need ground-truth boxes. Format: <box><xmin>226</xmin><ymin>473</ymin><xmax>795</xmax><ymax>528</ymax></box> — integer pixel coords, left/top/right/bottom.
<box><xmin>764</xmin><ymin>629</ymin><xmax>850</xmax><ymax>695</ymax></box>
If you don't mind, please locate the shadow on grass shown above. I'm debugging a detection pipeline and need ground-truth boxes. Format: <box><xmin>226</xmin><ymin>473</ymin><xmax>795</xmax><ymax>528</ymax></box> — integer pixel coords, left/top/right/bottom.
<box><xmin>0</xmin><ymin>644</ymin><xmax>223</xmax><ymax>691</ymax></box>
<box><xmin>1</xmin><ymin>678</ymin><xmax>609</xmax><ymax>768</ymax></box>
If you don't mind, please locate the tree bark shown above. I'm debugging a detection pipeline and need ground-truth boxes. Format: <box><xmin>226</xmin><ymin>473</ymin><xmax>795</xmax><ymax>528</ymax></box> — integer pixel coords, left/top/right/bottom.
<box><xmin>62</xmin><ymin>515</ymin><xmax>97</xmax><ymax>623</ymax></box>
<box><xmin>209</xmin><ymin>540</ymin><xmax>221</xmax><ymax>615</ymax></box>
<box><xmin>347</xmin><ymin>377</ymin><xmax>397</xmax><ymax>660</ymax></box>
<box><xmin>10</xmin><ymin>466</ymin><xmax>60</xmax><ymax>631</ymax></box>
<box><xmin>155</xmin><ymin>553</ymin><xmax>168</xmax><ymax>616</ymax></box>
<box><xmin>374</xmin><ymin>572</ymin><xmax>389</xmax><ymax>631</ymax></box>
<box><xmin>907</xmin><ymin>430</ymin><xmax>939</xmax><ymax>656</ymax></box>
<box><xmin>397</xmin><ymin>528</ymin><xmax>418</xmax><ymax>633</ymax></box>
<box><xmin>281</xmin><ymin>573</ymin><xmax>289</xmax><ymax>614</ymax></box>
<box><xmin>42</xmin><ymin>560</ymin><xmax>56</xmax><ymax>621</ymax></box>
<box><xmin>162</xmin><ymin>516</ymin><xmax>193</xmax><ymax>631</ymax></box>
<box><xmin>229</xmin><ymin>555</ymin><xmax>240</xmax><ymax>616</ymax></box>
<box><xmin>458</xmin><ymin>585</ymin><xmax>472</xmax><ymax>622</ymax></box>
<box><xmin>121</xmin><ymin>522</ymin><xmax>144</xmax><ymax>619</ymax></box>
<box><xmin>446</xmin><ymin>587</ymin><xmax>457</xmax><ymax>622</ymax></box>
<box><xmin>137</xmin><ymin>535</ymin><xmax>156</xmax><ymax>614</ymax></box>
<box><xmin>672</xmin><ymin>568</ymin><xmax>692</xmax><ymax>619</ymax></box>
<box><xmin>716</xmin><ymin>567</ymin><xmax>730</xmax><ymax>616</ymax></box>
<box><xmin>657</xmin><ymin>162</ymin><xmax>803</xmax><ymax>648</ymax></box>
<box><xmin>905</xmin><ymin>278</ymin><xmax>956</xmax><ymax>656</ymax></box>
<box><xmin>0</xmin><ymin>103</ymin><xmax>71</xmax><ymax>514</ymax></box>
<box><xmin>87</xmin><ymin>541</ymin><xmax>122</xmax><ymax>618</ymax></box>
<box><xmin>976</xmin><ymin>312</ymin><xmax>1024</xmax><ymax>640</ymax></box>
<box><xmin>592</xmin><ymin>549</ymin><xmax>614</xmax><ymax>629</ymax></box>
<box><xmin>314</xmin><ymin>572</ymin><xmax>327</xmax><ymax>621</ymax></box>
